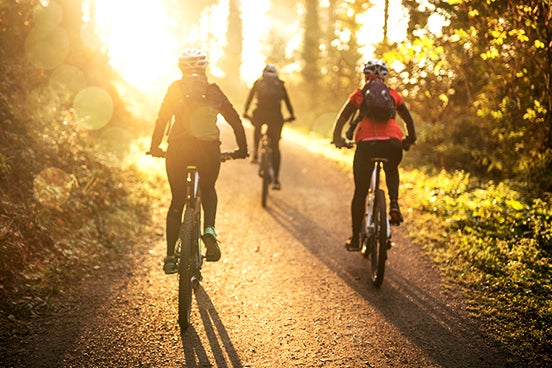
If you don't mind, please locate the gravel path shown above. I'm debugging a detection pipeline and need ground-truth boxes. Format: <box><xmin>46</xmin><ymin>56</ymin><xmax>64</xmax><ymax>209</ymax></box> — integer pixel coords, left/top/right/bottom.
<box><xmin>2</xmin><ymin>126</ymin><xmax>512</xmax><ymax>368</ymax></box>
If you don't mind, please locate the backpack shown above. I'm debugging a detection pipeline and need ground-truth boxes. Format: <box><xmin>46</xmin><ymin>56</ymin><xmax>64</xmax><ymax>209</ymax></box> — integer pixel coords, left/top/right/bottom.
<box><xmin>255</xmin><ymin>77</ymin><xmax>284</xmax><ymax>109</ymax></box>
<box><xmin>178</xmin><ymin>74</ymin><xmax>219</xmax><ymax>141</ymax></box>
<box><xmin>360</xmin><ymin>79</ymin><xmax>396</xmax><ymax>122</ymax></box>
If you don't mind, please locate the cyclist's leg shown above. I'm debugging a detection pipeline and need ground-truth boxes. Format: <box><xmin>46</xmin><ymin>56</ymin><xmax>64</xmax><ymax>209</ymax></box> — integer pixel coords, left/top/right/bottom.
<box><xmin>165</xmin><ymin>144</ymin><xmax>189</xmax><ymax>273</ymax></box>
<box><xmin>196</xmin><ymin>141</ymin><xmax>222</xmax><ymax>261</ymax></box>
<box><xmin>380</xmin><ymin>138</ymin><xmax>404</xmax><ymax>223</ymax></box>
<box><xmin>350</xmin><ymin>141</ymin><xmax>374</xmax><ymax>247</ymax></box>
<box><xmin>252</xmin><ymin>121</ymin><xmax>262</xmax><ymax>161</ymax></box>
<box><xmin>267</xmin><ymin>118</ymin><xmax>284</xmax><ymax>186</ymax></box>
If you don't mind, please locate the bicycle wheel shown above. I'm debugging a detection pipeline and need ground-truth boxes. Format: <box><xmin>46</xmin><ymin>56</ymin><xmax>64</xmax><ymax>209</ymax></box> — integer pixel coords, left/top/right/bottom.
<box><xmin>370</xmin><ymin>189</ymin><xmax>388</xmax><ymax>287</ymax></box>
<box><xmin>178</xmin><ymin>208</ymin><xmax>195</xmax><ymax>330</ymax></box>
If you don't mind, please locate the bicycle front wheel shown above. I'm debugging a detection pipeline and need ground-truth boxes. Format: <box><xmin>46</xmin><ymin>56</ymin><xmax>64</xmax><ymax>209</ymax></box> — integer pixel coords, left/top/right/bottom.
<box><xmin>178</xmin><ymin>208</ymin><xmax>196</xmax><ymax>331</ymax></box>
<box><xmin>370</xmin><ymin>189</ymin><xmax>388</xmax><ymax>287</ymax></box>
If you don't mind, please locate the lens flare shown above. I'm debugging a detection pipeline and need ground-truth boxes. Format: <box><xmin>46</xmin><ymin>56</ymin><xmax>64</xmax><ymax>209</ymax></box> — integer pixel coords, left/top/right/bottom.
<box><xmin>49</xmin><ymin>64</ymin><xmax>87</xmax><ymax>100</ymax></box>
<box><xmin>73</xmin><ymin>86</ymin><xmax>114</xmax><ymax>130</ymax></box>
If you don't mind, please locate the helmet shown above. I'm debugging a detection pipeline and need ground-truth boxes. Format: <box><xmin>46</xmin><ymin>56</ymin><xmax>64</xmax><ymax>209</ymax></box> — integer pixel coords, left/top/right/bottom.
<box><xmin>178</xmin><ymin>48</ymin><xmax>208</xmax><ymax>72</ymax></box>
<box><xmin>363</xmin><ymin>60</ymin><xmax>389</xmax><ymax>79</ymax></box>
<box><xmin>262</xmin><ymin>64</ymin><xmax>278</xmax><ymax>77</ymax></box>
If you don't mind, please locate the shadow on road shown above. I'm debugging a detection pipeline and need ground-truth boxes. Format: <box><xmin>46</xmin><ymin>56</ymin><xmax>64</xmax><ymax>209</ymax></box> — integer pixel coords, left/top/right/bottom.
<box><xmin>266</xmin><ymin>195</ymin><xmax>512</xmax><ymax>368</ymax></box>
<box><xmin>180</xmin><ymin>285</ymin><xmax>242</xmax><ymax>368</ymax></box>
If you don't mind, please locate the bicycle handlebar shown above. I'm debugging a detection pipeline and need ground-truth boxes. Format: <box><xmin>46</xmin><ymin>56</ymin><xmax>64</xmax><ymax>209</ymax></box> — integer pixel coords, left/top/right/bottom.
<box><xmin>243</xmin><ymin>114</ymin><xmax>295</xmax><ymax>123</ymax></box>
<box><xmin>331</xmin><ymin>138</ymin><xmax>414</xmax><ymax>151</ymax></box>
<box><xmin>146</xmin><ymin>150</ymin><xmax>248</xmax><ymax>162</ymax></box>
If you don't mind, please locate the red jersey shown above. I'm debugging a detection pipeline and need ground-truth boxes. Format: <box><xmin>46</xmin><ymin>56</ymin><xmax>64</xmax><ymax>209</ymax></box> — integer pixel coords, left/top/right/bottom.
<box><xmin>348</xmin><ymin>87</ymin><xmax>405</xmax><ymax>142</ymax></box>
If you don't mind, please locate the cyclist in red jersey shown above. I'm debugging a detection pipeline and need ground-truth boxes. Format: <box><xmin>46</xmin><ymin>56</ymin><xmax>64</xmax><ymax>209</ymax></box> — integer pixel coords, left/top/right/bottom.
<box><xmin>332</xmin><ymin>60</ymin><xmax>416</xmax><ymax>250</ymax></box>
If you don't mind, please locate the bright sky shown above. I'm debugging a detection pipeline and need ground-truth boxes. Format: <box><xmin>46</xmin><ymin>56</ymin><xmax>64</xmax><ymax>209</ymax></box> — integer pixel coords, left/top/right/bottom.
<box><xmin>85</xmin><ymin>0</ymin><xmax>412</xmax><ymax>97</ymax></box>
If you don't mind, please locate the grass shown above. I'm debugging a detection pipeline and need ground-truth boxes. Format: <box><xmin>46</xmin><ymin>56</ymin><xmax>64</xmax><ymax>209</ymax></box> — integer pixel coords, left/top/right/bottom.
<box><xmin>286</xmin><ymin>126</ymin><xmax>552</xmax><ymax>367</ymax></box>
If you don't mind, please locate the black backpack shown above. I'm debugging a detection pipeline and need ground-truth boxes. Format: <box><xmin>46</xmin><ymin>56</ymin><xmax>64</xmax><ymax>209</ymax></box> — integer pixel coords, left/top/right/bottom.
<box><xmin>255</xmin><ymin>77</ymin><xmax>284</xmax><ymax>109</ymax></box>
<box><xmin>360</xmin><ymin>79</ymin><xmax>396</xmax><ymax>122</ymax></box>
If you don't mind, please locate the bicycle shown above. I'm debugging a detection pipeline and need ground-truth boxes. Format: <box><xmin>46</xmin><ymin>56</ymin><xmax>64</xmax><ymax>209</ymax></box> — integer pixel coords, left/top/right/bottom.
<box><xmin>245</xmin><ymin>114</ymin><xmax>294</xmax><ymax>207</ymax></box>
<box><xmin>333</xmin><ymin>138</ymin><xmax>412</xmax><ymax>287</ymax></box>
<box><xmin>257</xmin><ymin>124</ymin><xmax>274</xmax><ymax>207</ymax></box>
<box><xmin>360</xmin><ymin>156</ymin><xmax>391</xmax><ymax>287</ymax></box>
<box><xmin>147</xmin><ymin>149</ymin><xmax>239</xmax><ymax>330</ymax></box>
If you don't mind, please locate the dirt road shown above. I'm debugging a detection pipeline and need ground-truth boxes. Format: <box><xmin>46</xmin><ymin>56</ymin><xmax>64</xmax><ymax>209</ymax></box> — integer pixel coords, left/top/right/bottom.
<box><xmin>3</xmin><ymin>126</ymin><xmax>512</xmax><ymax>367</ymax></box>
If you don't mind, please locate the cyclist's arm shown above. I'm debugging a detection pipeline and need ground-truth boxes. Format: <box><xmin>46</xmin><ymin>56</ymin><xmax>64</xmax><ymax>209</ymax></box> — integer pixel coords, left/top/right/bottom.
<box><xmin>150</xmin><ymin>83</ymin><xmax>177</xmax><ymax>151</ymax></box>
<box><xmin>396</xmin><ymin>103</ymin><xmax>416</xmax><ymax>143</ymax></box>
<box><xmin>243</xmin><ymin>80</ymin><xmax>257</xmax><ymax>115</ymax></box>
<box><xmin>332</xmin><ymin>100</ymin><xmax>357</xmax><ymax>143</ymax></box>
<box><xmin>281</xmin><ymin>83</ymin><xmax>295</xmax><ymax>119</ymax></box>
<box><xmin>214</xmin><ymin>86</ymin><xmax>248</xmax><ymax>154</ymax></box>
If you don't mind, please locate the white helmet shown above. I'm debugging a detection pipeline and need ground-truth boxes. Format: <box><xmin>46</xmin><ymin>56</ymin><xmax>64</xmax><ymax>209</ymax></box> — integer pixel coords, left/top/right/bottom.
<box><xmin>178</xmin><ymin>48</ymin><xmax>208</xmax><ymax>72</ymax></box>
<box><xmin>262</xmin><ymin>64</ymin><xmax>278</xmax><ymax>78</ymax></box>
<box><xmin>363</xmin><ymin>60</ymin><xmax>389</xmax><ymax>79</ymax></box>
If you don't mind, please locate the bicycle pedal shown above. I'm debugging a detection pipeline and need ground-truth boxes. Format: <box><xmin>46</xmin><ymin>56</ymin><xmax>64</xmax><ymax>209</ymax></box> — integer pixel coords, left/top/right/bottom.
<box><xmin>345</xmin><ymin>245</ymin><xmax>361</xmax><ymax>252</ymax></box>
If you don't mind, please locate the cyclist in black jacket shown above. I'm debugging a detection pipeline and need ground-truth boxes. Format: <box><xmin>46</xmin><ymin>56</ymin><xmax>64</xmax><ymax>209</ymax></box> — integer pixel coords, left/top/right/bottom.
<box><xmin>149</xmin><ymin>48</ymin><xmax>248</xmax><ymax>274</ymax></box>
<box><xmin>243</xmin><ymin>64</ymin><xmax>295</xmax><ymax>190</ymax></box>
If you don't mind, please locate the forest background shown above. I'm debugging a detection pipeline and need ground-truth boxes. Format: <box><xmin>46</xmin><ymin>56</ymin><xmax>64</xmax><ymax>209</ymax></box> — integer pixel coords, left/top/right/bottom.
<box><xmin>1</xmin><ymin>0</ymin><xmax>550</xmax><ymax>366</ymax></box>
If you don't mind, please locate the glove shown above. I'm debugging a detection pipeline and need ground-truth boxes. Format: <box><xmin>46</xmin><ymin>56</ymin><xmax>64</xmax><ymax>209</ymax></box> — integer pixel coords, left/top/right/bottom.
<box><xmin>148</xmin><ymin>146</ymin><xmax>165</xmax><ymax>157</ymax></box>
<box><xmin>231</xmin><ymin>148</ymin><xmax>249</xmax><ymax>159</ymax></box>
<box><xmin>402</xmin><ymin>136</ymin><xmax>416</xmax><ymax>151</ymax></box>
<box><xmin>405</xmin><ymin>135</ymin><xmax>417</xmax><ymax>144</ymax></box>
<box><xmin>332</xmin><ymin>137</ymin><xmax>346</xmax><ymax>149</ymax></box>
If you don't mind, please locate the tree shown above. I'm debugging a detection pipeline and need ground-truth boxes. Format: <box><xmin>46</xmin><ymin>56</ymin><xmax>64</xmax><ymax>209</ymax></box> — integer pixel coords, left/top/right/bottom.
<box><xmin>223</xmin><ymin>0</ymin><xmax>243</xmax><ymax>86</ymax></box>
<box><xmin>389</xmin><ymin>0</ymin><xmax>552</xmax><ymax>196</ymax></box>
<box><xmin>302</xmin><ymin>0</ymin><xmax>321</xmax><ymax>103</ymax></box>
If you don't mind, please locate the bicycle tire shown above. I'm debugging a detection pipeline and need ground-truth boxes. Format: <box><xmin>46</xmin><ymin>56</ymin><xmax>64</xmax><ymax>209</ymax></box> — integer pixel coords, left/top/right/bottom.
<box><xmin>178</xmin><ymin>208</ymin><xmax>195</xmax><ymax>330</ymax></box>
<box><xmin>370</xmin><ymin>189</ymin><xmax>387</xmax><ymax>287</ymax></box>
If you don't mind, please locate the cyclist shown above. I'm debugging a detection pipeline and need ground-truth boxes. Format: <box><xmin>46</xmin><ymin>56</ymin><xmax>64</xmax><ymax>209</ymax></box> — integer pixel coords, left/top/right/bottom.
<box><xmin>332</xmin><ymin>59</ymin><xmax>416</xmax><ymax>250</ymax></box>
<box><xmin>149</xmin><ymin>48</ymin><xmax>248</xmax><ymax>274</ymax></box>
<box><xmin>243</xmin><ymin>64</ymin><xmax>295</xmax><ymax>190</ymax></box>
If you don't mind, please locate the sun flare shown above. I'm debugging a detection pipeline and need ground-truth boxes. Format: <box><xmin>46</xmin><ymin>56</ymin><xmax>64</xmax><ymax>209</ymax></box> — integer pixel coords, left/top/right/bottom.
<box><xmin>87</xmin><ymin>0</ymin><xmax>272</xmax><ymax>97</ymax></box>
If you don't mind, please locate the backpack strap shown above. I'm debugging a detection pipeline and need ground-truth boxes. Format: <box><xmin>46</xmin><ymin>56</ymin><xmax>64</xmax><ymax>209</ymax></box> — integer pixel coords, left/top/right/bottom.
<box><xmin>358</xmin><ymin>82</ymin><xmax>370</xmax><ymax>117</ymax></box>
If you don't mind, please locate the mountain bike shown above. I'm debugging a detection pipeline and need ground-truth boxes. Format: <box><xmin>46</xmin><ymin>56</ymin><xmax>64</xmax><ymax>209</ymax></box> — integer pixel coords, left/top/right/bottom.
<box><xmin>147</xmin><ymin>150</ymin><xmax>238</xmax><ymax>330</ymax></box>
<box><xmin>245</xmin><ymin>115</ymin><xmax>294</xmax><ymax>207</ymax></box>
<box><xmin>333</xmin><ymin>138</ymin><xmax>412</xmax><ymax>287</ymax></box>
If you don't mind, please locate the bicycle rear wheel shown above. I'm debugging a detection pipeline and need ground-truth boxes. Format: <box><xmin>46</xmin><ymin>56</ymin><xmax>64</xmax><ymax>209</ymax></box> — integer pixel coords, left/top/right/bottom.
<box><xmin>178</xmin><ymin>208</ymin><xmax>196</xmax><ymax>330</ymax></box>
<box><xmin>370</xmin><ymin>189</ymin><xmax>388</xmax><ymax>287</ymax></box>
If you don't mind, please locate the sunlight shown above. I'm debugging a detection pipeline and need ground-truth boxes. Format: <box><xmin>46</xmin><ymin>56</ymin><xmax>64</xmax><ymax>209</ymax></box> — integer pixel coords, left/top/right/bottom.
<box><xmin>87</xmin><ymin>0</ymin><xmax>272</xmax><ymax>95</ymax></box>
<box><xmin>85</xmin><ymin>0</ymin><xmax>410</xmax><ymax>95</ymax></box>
<box><xmin>91</xmin><ymin>0</ymin><xmax>179</xmax><ymax>93</ymax></box>
<box><xmin>240</xmin><ymin>0</ymin><xmax>270</xmax><ymax>85</ymax></box>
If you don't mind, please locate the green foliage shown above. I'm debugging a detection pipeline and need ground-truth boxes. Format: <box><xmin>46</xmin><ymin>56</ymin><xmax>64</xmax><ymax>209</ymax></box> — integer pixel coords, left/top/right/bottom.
<box><xmin>0</xmin><ymin>0</ymin><xmax>151</xmax><ymax>319</ymax></box>
<box><xmin>384</xmin><ymin>0</ymin><xmax>552</xmax><ymax>197</ymax></box>
<box><xmin>404</xmin><ymin>169</ymin><xmax>552</xmax><ymax>366</ymax></box>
